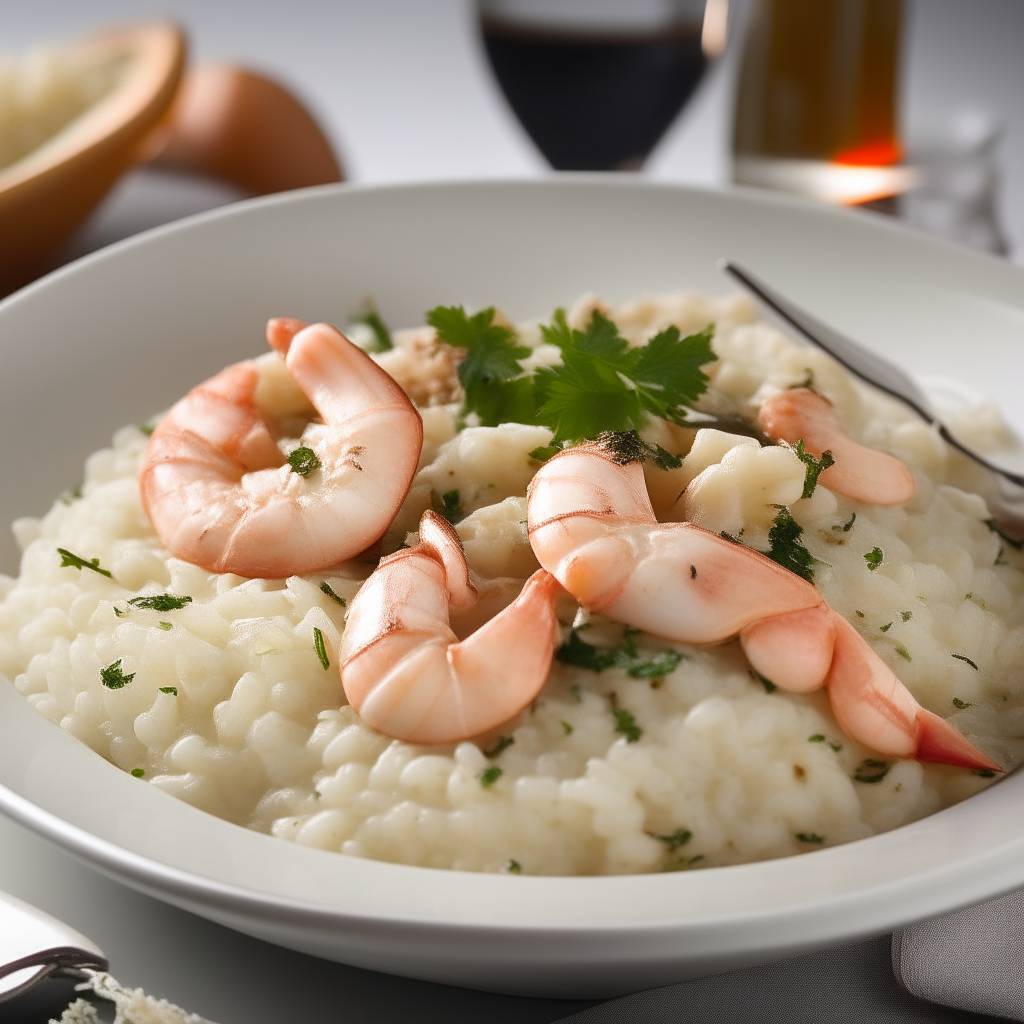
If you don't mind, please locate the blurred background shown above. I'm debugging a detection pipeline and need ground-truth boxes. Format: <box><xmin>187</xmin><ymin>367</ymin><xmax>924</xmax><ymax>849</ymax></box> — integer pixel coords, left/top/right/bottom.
<box><xmin>3</xmin><ymin>0</ymin><xmax>1023</xmax><ymax>282</ymax></box>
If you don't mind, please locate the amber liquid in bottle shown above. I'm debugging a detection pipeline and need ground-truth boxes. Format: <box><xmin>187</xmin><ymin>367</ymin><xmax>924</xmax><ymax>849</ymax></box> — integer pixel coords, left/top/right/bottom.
<box><xmin>733</xmin><ymin>0</ymin><xmax>907</xmax><ymax>206</ymax></box>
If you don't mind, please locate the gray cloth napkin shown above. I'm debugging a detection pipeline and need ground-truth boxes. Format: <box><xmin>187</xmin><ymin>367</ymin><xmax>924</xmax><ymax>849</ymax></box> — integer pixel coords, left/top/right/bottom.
<box><xmin>552</xmin><ymin>901</ymin><xmax>1024</xmax><ymax>1024</ymax></box>
<box><xmin>892</xmin><ymin>889</ymin><xmax>1024</xmax><ymax>1021</ymax></box>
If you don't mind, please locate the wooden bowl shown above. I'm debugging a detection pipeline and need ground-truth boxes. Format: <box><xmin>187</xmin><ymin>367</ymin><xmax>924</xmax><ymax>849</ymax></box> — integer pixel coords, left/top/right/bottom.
<box><xmin>0</xmin><ymin>23</ymin><xmax>185</xmax><ymax>293</ymax></box>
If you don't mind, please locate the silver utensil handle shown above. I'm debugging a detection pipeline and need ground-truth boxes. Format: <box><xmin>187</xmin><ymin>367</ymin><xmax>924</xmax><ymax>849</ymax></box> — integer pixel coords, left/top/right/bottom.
<box><xmin>0</xmin><ymin>890</ymin><xmax>107</xmax><ymax>1002</ymax></box>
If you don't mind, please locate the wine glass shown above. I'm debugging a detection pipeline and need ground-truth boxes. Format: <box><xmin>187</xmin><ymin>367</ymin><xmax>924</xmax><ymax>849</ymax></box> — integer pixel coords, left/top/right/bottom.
<box><xmin>478</xmin><ymin>0</ymin><xmax>728</xmax><ymax>171</ymax></box>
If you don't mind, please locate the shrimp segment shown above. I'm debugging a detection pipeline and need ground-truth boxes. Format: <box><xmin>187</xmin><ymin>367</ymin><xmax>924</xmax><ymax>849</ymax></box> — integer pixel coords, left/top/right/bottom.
<box><xmin>527</xmin><ymin>441</ymin><xmax>998</xmax><ymax>770</ymax></box>
<box><xmin>340</xmin><ymin>510</ymin><xmax>562</xmax><ymax>744</ymax></box>
<box><xmin>758</xmin><ymin>388</ymin><xmax>915</xmax><ymax>505</ymax></box>
<box><xmin>140</xmin><ymin>319</ymin><xmax>423</xmax><ymax>577</ymax></box>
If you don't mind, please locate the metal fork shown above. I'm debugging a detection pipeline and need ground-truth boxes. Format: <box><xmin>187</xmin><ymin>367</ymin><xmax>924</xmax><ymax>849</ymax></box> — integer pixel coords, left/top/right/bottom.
<box><xmin>720</xmin><ymin>259</ymin><xmax>1024</xmax><ymax>528</ymax></box>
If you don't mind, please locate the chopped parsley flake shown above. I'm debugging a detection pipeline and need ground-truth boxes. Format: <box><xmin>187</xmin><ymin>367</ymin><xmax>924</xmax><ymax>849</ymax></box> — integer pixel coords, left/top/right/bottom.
<box><xmin>113</xmin><ymin>607</ymin><xmax>125</xmax><ymax>617</ymax></box>
<box><xmin>319</xmin><ymin>581</ymin><xmax>347</xmax><ymax>607</ymax></box>
<box><xmin>528</xmin><ymin>445</ymin><xmax>561</xmax><ymax>463</ymax></box>
<box><xmin>951</xmin><ymin>654</ymin><xmax>979</xmax><ymax>671</ymax></box>
<box><xmin>895</xmin><ymin>645</ymin><xmax>912</xmax><ymax>662</ymax></box>
<box><xmin>556</xmin><ymin>628</ymin><xmax>682</xmax><ymax>679</ymax></box>
<box><xmin>137</xmin><ymin>423</ymin><xmax>155</xmax><ymax>436</ymax></box>
<box><xmin>795</xmin><ymin>832</ymin><xmax>824</xmax><ymax>844</ymax></box>
<box><xmin>952</xmin><ymin>696</ymin><xmax>974</xmax><ymax>709</ymax></box>
<box><xmin>314</xmin><ymin>790</ymin><xmax>321</xmax><ymax>799</ymax></box>
<box><xmin>863</xmin><ymin>547</ymin><xmax>884</xmax><ymax>571</ymax></box>
<box><xmin>287</xmin><ymin>446</ymin><xmax>321</xmax><ymax>476</ymax></box>
<box><xmin>507</xmin><ymin>859</ymin><xmax>522</xmax><ymax>873</ymax></box>
<box><xmin>350</xmin><ymin>305</ymin><xmax>393</xmax><ymax>352</ymax></box>
<box><xmin>792</xmin><ymin>439</ymin><xmax>834</xmax><ymax>498</ymax></box>
<box><xmin>765</xmin><ymin>506</ymin><xmax>818</xmax><ymax>583</ymax></box>
<box><xmin>431</xmin><ymin>487</ymin><xmax>464</xmax><ymax>525</ymax></box>
<box><xmin>157</xmin><ymin>621</ymin><xmax>173</xmax><ymax>631</ymax></box>
<box><xmin>428</xmin><ymin>305</ymin><xmax>535</xmax><ymax>427</ymax></box>
<box><xmin>808</xmin><ymin>734</ymin><xmax>842</xmax><ymax>751</ymax></box>
<box><xmin>661</xmin><ymin>854</ymin><xmax>704</xmax><ymax>872</ymax></box>
<box><xmin>995</xmin><ymin>545</ymin><xmax>1009</xmax><ymax>566</ymax></box>
<box><xmin>880</xmin><ymin>622</ymin><xmax>893</xmax><ymax>632</ymax></box>
<box><xmin>127</xmin><ymin>593</ymin><xmax>192</xmax><ymax>611</ymax></box>
<box><xmin>690</xmin><ymin>564</ymin><xmax>697</xmax><ymax>579</ymax></box>
<box><xmin>58</xmin><ymin>548</ymin><xmax>112</xmax><ymax>578</ymax></box>
<box><xmin>100</xmin><ymin>659</ymin><xmax>134</xmax><ymax>690</ymax></box>
<box><xmin>313</xmin><ymin>627</ymin><xmax>330</xmax><ymax>670</ymax></box>
<box><xmin>854</xmin><ymin>759</ymin><xmax>890</xmax><ymax>783</ymax></box>
<box><xmin>560</xmin><ymin>720</ymin><xmax>574</xmax><ymax>735</ymax></box>
<box><xmin>612</xmin><ymin>707</ymin><xmax>642</xmax><ymax>743</ymax></box>
<box><xmin>479</xmin><ymin>765</ymin><xmax>503</xmax><ymax>788</ymax></box>
<box><xmin>484</xmin><ymin>735</ymin><xmax>514</xmax><ymax>758</ymax></box>
<box><xmin>855</xmin><ymin>610</ymin><xmax>865</xmax><ymax>618</ymax></box>
<box><xmin>975</xmin><ymin>768</ymin><xmax>998</xmax><ymax>778</ymax></box>
<box><xmin>751</xmin><ymin>670</ymin><xmax>776</xmax><ymax>693</ymax></box>
<box><xmin>597</xmin><ymin>430</ymin><xmax>682</xmax><ymax>470</ymax></box>
<box><xmin>901</xmin><ymin>610</ymin><xmax>912</xmax><ymax>622</ymax></box>
<box><xmin>130</xmin><ymin>768</ymin><xmax>145</xmax><ymax>778</ymax></box>
<box><xmin>839</xmin><ymin>512</ymin><xmax>857</xmax><ymax>532</ymax></box>
<box><xmin>159</xmin><ymin>686</ymin><xmax>178</xmax><ymax>696</ymax></box>
<box><xmin>651</xmin><ymin>828</ymin><xmax>692</xmax><ymax>851</ymax></box>
<box><xmin>569</xmin><ymin>684</ymin><xmax>582</xmax><ymax>703</ymax></box>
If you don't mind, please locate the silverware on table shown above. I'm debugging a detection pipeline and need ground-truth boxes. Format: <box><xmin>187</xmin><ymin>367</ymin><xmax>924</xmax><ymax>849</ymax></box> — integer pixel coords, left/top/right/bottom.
<box><xmin>720</xmin><ymin>258</ymin><xmax>1024</xmax><ymax>529</ymax></box>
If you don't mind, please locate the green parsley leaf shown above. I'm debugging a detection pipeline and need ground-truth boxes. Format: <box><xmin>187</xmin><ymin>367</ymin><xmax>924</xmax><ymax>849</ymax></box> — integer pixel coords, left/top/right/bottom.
<box><xmin>428</xmin><ymin>305</ymin><xmax>535</xmax><ymax>427</ymax></box>
<box><xmin>807</xmin><ymin>734</ymin><xmax>841</xmax><ymax>751</ymax></box>
<box><xmin>350</xmin><ymin>304</ymin><xmax>393</xmax><ymax>352</ymax></box>
<box><xmin>288</xmin><ymin>446</ymin><xmax>321</xmax><ymax>476</ymax></box>
<box><xmin>651</xmin><ymin>828</ymin><xmax>692</xmax><ymax>851</ymax></box>
<box><xmin>159</xmin><ymin>686</ymin><xmax>178</xmax><ymax>696</ymax></box>
<box><xmin>901</xmin><ymin>610</ymin><xmax>912</xmax><ymax>622</ymax></box>
<box><xmin>612</xmin><ymin>707</ymin><xmax>642</xmax><ymax>743</ymax></box>
<box><xmin>100</xmin><ymin>659</ymin><xmax>134</xmax><ymax>689</ymax></box>
<box><xmin>560</xmin><ymin>720</ymin><xmax>574</xmax><ymax>735</ymax></box>
<box><xmin>863</xmin><ymin>547</ymin><xmax>884</xmax><ymax>571</ymax></box>
<box><xmin>627</xmin><ymin>649</ymin><xmax>683</xmax><ymax>679</ymax></box>
<box><xmin>831</xmin><ymin>512</ymin><xmax>857</xmax><ymax>534</ymax></box>
<box><xmin>751</xmin><ymin>670</ymin><xmax>777</xmax><ymax>693</ymax></box>
<box><xmin>313</xmin><ymin>627</ymin><xmax>330</xmax><ymax>670</ymax></box>
<box><xmin>130</xmin><ymin>768</ymin><xmax>145</xmax><ymax>778</ymax></box>
<box><xmin>793</xmin><ymin>440</ymin><xmax>835</xmax><ymax>499</ymax></box>
<box><xmin>431</xmin><ymin>487</ymin><xmax>464</xmax><ymax>525</ymax></box>
<box><xmin>137</xmin><ymin>423</ymin><xmax>155</xmax><ymax>436</ymax></box>
<box><xmin>952</xmin><ymin>696</ymin><xmax>974</xmax><ymax>709</ymax></box>
<box><xmin>507</xmin><ymin>859</ymin><xmax>522</xmax><ymax>873</ymax></box>
<box><xmin>127</xmin><ymin>593</ymin><xmax>192</xmax><ymax>612</ymax></box>
<box><xmin>58</xmin><ymin>548</ymin><xmax>112</xmax><ymax>578</ymax></box>
<box><xmin>320</xmin><ymin>581</ymin><xmax>347</xmax><ymax>607</ymax></box>
<box><xmin>952</xmin><ymin>655</ymin><xmax>979</xmax><ymax>671</ymax></box>
<box><xmin>597</xmin><ymin>430</ymin><xmax>682</xmax><ymax>470</ymax></box>
<box><xmin>157</xmin><ymin>621</ymin><xmax>173</xmax><ymax>631</ymax></box>
<box><xmin>484</xmin><ymin>735</ymin><xmax>514</xmax><ymax>758</ymax></box>
<box><xmin>479</xmin><ymin>765</ymin><xmax>503</xmax><ymax>788</ymax></box>
<box><xmin>895</xmin><ymin>645</ymin><xmax>912</xmax><ymax>662</ymax></box>
<box><xmin>528</xmin><ymin>444</ymin><xmax>562</xmax><ymax>463</ymax></box>
<box><xmin>795</xmin><ymin>832</ymin><xmax>824</xmax><ymax>844</ymax></box>
<box><xmin>854</xmin><ymin>758</ymin><xmax>890</xmax><ymax>783</ymax></box>
<box><xmin>880</xmin><ymin>622</ymin><xmax>893</xmax><ymax>632</ymax></box>
<box><xmin>569</xmin><ymin>684</ymin><xmax>582</xmax><ymax>703</ymax></box>
<box><xmin>765</xmin><ymin>506</ymin><xmax>818</xmax><ymax>583</ymax></box>
<box><xmin>533</xmin><ymin>310</ymin><xmax>716</xmax><ymax>444</ymax></box>
<box><xmin>995</xmin><ymin>544</ymin><xmax>1009</xmax><ymax>566</ymax></box>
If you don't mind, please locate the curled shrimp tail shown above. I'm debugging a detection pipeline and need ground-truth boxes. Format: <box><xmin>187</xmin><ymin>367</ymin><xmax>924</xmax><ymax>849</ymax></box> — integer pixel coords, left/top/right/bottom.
<box><xmin>826</xmin><ymin>614</ymin><xmax>998</xmax><ymax>771</ymax></box>
<box><xmin>341</xmin><ymin>510</ymin><xmax>562</xmax><ymax>744</ymax></box>
<box><xmin>758</xmin><ymin>388</ymin><xmax>915</xmax><ymax>505</ymax></box>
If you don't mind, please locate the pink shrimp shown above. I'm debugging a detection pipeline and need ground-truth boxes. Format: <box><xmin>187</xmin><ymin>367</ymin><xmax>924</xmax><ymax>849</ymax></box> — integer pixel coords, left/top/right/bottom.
<box><xmin>527</xmin><ymin>440</ymin><xmax>998</xmax><ymax>770</ymax></box>
<box><xmin>140</xmin><ymin>318</ymin><xmax>423</xmax><ymax>577</ymax></box>
<box><xmin>759</xmin><ymin>388</ymin><xmax>915</xmax><ymax>505</ymax></box>
<box><xmin>339</xmin><ymin>510</ymin><xmax>563</xmax><ymax>744</ymax></box>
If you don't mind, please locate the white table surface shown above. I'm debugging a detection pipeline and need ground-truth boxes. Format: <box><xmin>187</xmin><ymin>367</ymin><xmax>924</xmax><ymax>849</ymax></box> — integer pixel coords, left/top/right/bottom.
<box><xmin>3</xmin><ymin>1</ymin><xmax>1024</xmax><ymax>1020</ymax></box>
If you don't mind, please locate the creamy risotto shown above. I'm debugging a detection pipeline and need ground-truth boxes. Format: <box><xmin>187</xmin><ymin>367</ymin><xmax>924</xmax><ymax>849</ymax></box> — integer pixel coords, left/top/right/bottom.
<box><xmin>2</xmin><ymin>290</ymin><xmax>1022</xmax><ymax>876</ymax></box>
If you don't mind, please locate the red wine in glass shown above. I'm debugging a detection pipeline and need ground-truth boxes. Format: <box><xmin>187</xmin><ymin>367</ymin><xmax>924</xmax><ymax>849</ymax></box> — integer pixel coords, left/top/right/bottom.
<box><xmin>479</xmin><ymin>0</ymin><xmax>724</xmax><ymax>171</ymax></box>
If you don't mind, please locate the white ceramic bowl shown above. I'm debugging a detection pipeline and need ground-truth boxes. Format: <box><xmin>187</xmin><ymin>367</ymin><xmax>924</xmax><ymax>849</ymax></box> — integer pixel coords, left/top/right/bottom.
<box><xmin>2</xmin><ymin>180</ymin><xmax>1024</xmax><ymax>999</ymax></box>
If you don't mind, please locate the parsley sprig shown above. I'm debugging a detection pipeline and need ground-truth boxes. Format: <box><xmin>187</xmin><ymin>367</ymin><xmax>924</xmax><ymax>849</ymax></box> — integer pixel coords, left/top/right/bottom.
<box><xmin>58</xmin><ymin>548</ymin><xmax>112</xmax><ymax>578</ymax></box>
<box><xmin>428</xmin><ymin>305</ymin><xmax>534</xmax><ymax>427</ymax></box>
<box><xmin>534</xmin><ymin>310</ymin><xmax>716</xmax><ymax>445</ymax></box>
<box><xmin>428</xmin><ymin>305</ymin><xmax>717</xmax><ymax>446</ymax></box>
<box><xmin>792</xmin><ymin>440</ymin><xmax>834</xmax><ymax>499</ymax></box>
<box><xmin>765</xmin><ymin>506</ymin><xmax>819</xmax><ymax>583</ymax></box>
